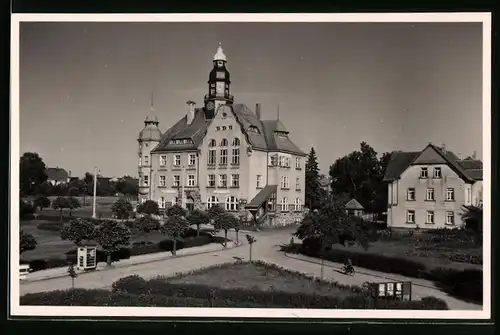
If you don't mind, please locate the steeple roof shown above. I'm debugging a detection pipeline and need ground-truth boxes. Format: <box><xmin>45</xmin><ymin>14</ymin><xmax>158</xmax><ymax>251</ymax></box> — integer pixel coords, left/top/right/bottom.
<box><xmin>213</xmin><ymin>42</ymin><xmax>227</xmax><ymax>62</ymax></box>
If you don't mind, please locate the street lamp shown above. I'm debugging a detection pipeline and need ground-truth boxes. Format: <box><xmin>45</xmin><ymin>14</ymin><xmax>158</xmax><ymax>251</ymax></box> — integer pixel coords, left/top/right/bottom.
<box><xmin>92</xmin><ymin>166</ymin><xmax>100</xmax><ymax>219</ymax></box>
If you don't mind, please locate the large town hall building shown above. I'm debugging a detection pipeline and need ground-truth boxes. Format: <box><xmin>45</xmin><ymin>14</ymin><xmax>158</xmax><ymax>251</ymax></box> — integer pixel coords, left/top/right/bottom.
<box><xmin>137</xmin><ymin>43</ymin><xmax>307</xmax><ymax>226</ymax></box>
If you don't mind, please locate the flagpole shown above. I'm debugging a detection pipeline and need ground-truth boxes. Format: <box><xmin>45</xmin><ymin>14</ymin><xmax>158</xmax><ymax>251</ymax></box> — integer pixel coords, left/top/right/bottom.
<box><xmin>92</xmin><ymin>166</ymin><xmax>98</xmax><ymax>219</ymax></box>
<box><xmin>181</xmin><ymin>165</ymin><xmax>186</xmax><ymax>209</ymax></box>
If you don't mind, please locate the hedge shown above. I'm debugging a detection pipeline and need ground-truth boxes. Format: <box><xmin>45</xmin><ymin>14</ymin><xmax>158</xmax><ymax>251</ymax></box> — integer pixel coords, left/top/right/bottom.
<box><xmin>20</xmin><ymin>286</ymin><xmax>449</xmax><ymax>310</ymax></box>
<box><xmin>21</xmin><ymin>235</ymin><xmax>214</xmax><ymax>272</ymax></box>
<box><xmin>282</xmin><ymin>243</ymin><xmax>483</xmax><ymax>304</ymax></box>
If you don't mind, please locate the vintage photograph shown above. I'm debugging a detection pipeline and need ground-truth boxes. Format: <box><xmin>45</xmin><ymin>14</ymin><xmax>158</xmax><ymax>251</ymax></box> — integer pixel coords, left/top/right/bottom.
<box><xmin>11</xmin><ymin>13</ymin><xmax>491</xmax><ymax>319</ymax></box>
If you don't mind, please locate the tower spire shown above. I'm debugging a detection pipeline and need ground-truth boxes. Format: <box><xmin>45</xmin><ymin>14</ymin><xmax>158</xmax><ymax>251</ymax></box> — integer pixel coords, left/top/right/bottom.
<box><xmin>213</xmin><ymin>42</ymin><xmax>227</xmax><ymax>62</ymax></box>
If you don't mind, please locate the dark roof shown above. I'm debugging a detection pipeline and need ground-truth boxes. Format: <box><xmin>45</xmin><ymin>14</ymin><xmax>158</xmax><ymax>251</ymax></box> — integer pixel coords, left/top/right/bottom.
<box><xmin>345</xmin><ymin>198</ymin><xmax>364</xmax><ymax>210</ymax></box>
<box><xmin>247</xmin><ymin>185</ymin><xmax>277</xmax><ymax>208</ymax></box>
<box><xmin>383</xmin><ymin>144</ymin><xmax>483</xmax><ymax>182</ymax></box>
<box><xmin>45</xmin><ymin>168</ymin><xmax>69</xmax><ymax>182</ymax></box>
<box><xmin>151</xmin><ymin>103</ymin><xmax>306</xmax><ymax>156</ymax></box>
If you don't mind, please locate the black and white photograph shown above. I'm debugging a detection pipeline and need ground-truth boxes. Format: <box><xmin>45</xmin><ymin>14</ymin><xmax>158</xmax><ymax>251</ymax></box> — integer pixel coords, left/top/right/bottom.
<box><xmin>10</xmin><ymin>13</ymin><xmax>491</xmax><ymax>319</ymax></box>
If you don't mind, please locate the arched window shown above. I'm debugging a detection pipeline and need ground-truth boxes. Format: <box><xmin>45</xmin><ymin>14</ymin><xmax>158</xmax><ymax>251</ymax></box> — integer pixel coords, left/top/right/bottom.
<box><xmin>158</xmin><ymin>197</ymin><xmax>166</xmax><ymax>209</ymax></box>
<box><xmin>226</xmin><ymin>196</ymin><xmax>239</xmax><ymax>211</ymax></box>
<box><xmin>220</xmin><ymin>138</ymin><xmax>228</xmax><ymax>147</ymax></box>
<box><xmin>208</xmin><ymin>139</ymin><xmax>216</xmax><ymax>148</ymax></box>
<box><xmin>216</xmin><ymin>126</ymin><xmax>220</xmax><ymax>131</ymax></box>
<box><xmin>207</xmin><ymin>196</ymin><xmax>219</xmax><ymax>209</ymax></box>
<box><xmin>232</xmin><ymin>138</ymin><xmax>240</xmax><ymax>146</ymax></box>
<box><xmin>294</xmin><ymin>198</ymin><xmax>302</xmax><ymax>211</ymax></box>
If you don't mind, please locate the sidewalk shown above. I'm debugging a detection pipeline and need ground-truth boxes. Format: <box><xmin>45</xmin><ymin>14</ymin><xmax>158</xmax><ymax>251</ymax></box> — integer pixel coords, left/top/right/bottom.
<box><xmin>23</xmin><ymin>241</ymin><xmax>242</xmax><ymax>283</ymax></box>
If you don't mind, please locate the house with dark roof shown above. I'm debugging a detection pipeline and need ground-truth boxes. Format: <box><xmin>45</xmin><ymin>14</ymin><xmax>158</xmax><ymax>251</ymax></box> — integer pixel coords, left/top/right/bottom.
<box><xmin>136</xmin><ymin>43</ymin><xmax>307</xmax><ymax>227</ymax></box>
<box><xmin>45</xmin><ymin>167</ymin><xmax>70</xmax><ymax>186</ymax></box>
<box><xmin>383</xmin><ymin>143</ymin><xmax>483</xmax><ymax>229</ymax></box>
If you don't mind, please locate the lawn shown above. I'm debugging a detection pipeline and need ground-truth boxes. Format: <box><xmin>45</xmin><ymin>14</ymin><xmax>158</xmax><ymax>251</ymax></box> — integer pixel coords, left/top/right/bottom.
<box><xmin>167</xmin><ymin>262</ymin><xmax>353</xmax><ymax>299</ymax></box>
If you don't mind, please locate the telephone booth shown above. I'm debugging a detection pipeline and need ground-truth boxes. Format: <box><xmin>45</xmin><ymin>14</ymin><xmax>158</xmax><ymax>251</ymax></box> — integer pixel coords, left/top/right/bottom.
<box><xmin>19</xmin><ymin>264</ymin><xmax>31</xmax><ymax>280</ymax></box>
<box><xmin>76</xmin><ymin>246</ymin><xmax>98</xmax><ymax>271</ymax></box>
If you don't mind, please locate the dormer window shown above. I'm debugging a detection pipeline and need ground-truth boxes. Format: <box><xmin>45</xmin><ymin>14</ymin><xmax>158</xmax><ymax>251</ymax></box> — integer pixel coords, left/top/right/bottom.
<box><xmin>248</xmin><ymin>126</ymin><xmax>260</xmax><ymax>134</ymax></box>
<box><xmin>275</xmin><ymin>131</ymin><xmax>288</xmax><ymax>138</ymax></box>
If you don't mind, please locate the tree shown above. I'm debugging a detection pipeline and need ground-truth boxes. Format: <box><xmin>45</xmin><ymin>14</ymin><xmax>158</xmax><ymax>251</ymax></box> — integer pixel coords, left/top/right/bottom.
<box><xmin>67</xmin><ymin>263</ymin><xmax>78</xmax><ymax>295</ymax></box>
<box><xmin>187</xmin><ymin>209</ymin><xmax>210</xmax><ymax>236</ymax></box>
<box><xmin>294</xmin><ymin>197</ymin><xmax>369</xmax><ymax>253</ymax></box>
<box><xmin>208</xmin><ymin>205</ymin><xmax>225</xmax><ymax>223</ymax></box>
<box><xmin>461</xmin><ymin>204</ymin><xmax>483</xmax><ymax>233</ymax></box>
<box><xmin>20</xmin><ymin>152</ymin><xmax>48</xmax><ymax>196</ymax></box>
<box><xmin>214</xmin><ymin>212</ymin><xmax>238</xmax><ymax>247</ymax></box>
<box><xmin>20</xmin><ymin>200</ymin><xmax>36</xmax><ymax>219</ymax></box>
<box><xmin>134</xmin><ymin>215</ymin><xmax>160</xmax><ymax>238</ymax></box>
<box><xmin>136</xmin><ymin>200</ymin><xmax>159</xmax><ymax>215</ymax></box>
<box><xmin>305</xmin><ymin>147</ymin><xmax>323</xmax><ymax>210</ymax></box>
<box><xmin>329</xmin><ymin>142</ymin><xmax>390</xmax><ymax>214</ymax></box>
<box><xmin>60</xmin><ymin>218</ymin><xmax>96</xmax><ymax>246</ymax></box>
<box><xmin>95</xmin><ymin>220</ymin><xmax>132</xmax><ymax>266</ymax></box>
<box><xmin>233</xmin><ymin>217</ymin><xmax>242</xmax><ymax>244</ymax></box>
<box><xmin>34</xmin><ymin>196</ymin><xmax>51</xmax><ymax>211</ymax></box>
<box><xmin>111</xmin><ymin>198</ymin><xmax>133</xmax><ymax>219</ymax></box>
<box><xmin>20</xmin><ymin>230</ymin><xmax>37</xmax><ymax>253</ymax></box>
<box><xmin>52</xmin><ymin>196</ymin><xmax>70</xmax><ymax>221</ymax></box>
<box><xmin>245</xmin><ymin>234</ymin><xmax>257</xmax><ymax>262</ymax></box>
<box><xmin>34</xmin><ymin>181</ymin><xmax>53</xmax><ymax>197</ymax></box>
<box><xmin>167</xmin><ymin>204</ymin><xmax>187</xmax><ymax>217</ymax></box>
<box><xmin>161</xmin><ymin>215</ymin><xmax>189</xmax><ymax>255</ymax></box>
<box><xmin>67</xmin><ymin>196</ymin><xmax>81</xmax><ymax>216</ymax></box>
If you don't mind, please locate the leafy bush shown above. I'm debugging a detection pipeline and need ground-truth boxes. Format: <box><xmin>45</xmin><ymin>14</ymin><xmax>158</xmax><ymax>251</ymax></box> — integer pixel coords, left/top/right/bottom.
<box><xmin>37</xmin><ymin>221</ymin><xmax>64</xmax><ymax>232</ymax></box>
<box><xmin>20</xmin><ymin>201</ymin><xmax>36</xmax><ymax>219</ymax></box>
<box><xmin>24</xmin><ymin>258</ymin><xmax>71</xmax><ymax>272</ymax></box>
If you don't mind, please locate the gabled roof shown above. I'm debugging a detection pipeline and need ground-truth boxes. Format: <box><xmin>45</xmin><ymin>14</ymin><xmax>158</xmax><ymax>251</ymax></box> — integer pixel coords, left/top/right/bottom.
<box><xmin>345</xmin><ymin>198</ymin><xmax>364</xmax><ymax>210</ymax></box>
<box><xmin>151</xmin><ymin>103</ymin><xmax>306</xmax><ymax>156</ymax></box>
<box><xmin>383</xmin><ymin>144</ymin><xmax>483</xmax><ymax>182</ymax></box>
<box><xmin>45</xmin><ymin>167</ymin><xmax>69</xmax><ymax>182</ymax></box>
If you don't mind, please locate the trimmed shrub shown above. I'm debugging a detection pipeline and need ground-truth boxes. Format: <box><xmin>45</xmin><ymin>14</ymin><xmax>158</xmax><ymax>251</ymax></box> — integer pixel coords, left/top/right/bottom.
<box><xmin>37</xmin><ymin>221</ymin><xmax>64</xmax><ymax>232</ymax></box>
<box><xmin>25</xmin><ymin>258</ymin><xmax>71</xmax><ymax>272</ymax></box>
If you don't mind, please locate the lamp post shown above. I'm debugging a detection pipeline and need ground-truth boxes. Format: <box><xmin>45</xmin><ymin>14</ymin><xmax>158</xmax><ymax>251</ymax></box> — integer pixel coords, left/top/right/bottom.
<box><xmin>92</xmin><ymin>166</ymin><xmax>99</xmax><ymax>219</ymax></box>
<box><xmin>181</xmin><ymin>165</ymin><xmax>186</xmax><ymax>208</ymax></box>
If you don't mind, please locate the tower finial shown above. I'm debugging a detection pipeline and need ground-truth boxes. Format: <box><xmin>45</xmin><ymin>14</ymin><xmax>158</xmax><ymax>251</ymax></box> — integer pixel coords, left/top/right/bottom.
<box><xmin>213</xmin><ymin>42</ymin><xmax>227</xmax><ymax>61</ymax></box>
<box><xmin>150</xmin><ymin>91</ymin><xmax>154</xmax><ymax>111</ymax></box>
<box><xmin>277</xmin><ymin>103</ymin><xmax>280</xmax><ymax>120</ymax></box>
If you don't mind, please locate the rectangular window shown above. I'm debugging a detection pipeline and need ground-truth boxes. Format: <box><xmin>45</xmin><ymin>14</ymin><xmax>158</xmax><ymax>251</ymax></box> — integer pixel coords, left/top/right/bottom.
<box><xmin>294</xmin><ymin>198</ymin><xmax>302</xmax><ymax>211</ymax></box>
<box><xmin>295</xmin><ymin>157</ymin><xmax>301</xmax><ymax>169</ymax></box>
<box><xmin>220</xmin><ymin>149</ymin><xmax>228</xmax><ymax>165</ymax></box>
<box><xmin>160</xmin><ymin>155</ymin><xmax>167</xmax><ymax>166</ymax></box>
<box><xmin>139</xmin><ymin>156</ymin><xmax>142</xmax><ymax>166</ymax></box>
<box><xmin>173</xmin><ymin>175</ymin><xmax>180</xmax><ymax>187</ymax></box>
<box><xmin>407</xmin><ymin>188</ymin><xmax>416</xmax><ymax>201</ymax></box>
<box><xmin>285</xmin><ymin>157</ymin><xmax>290</xmax><ymax>167</ymax></box>
<box><xmin>281</xmin><ymin>176</ymin><xmax>289</xmax><ymax>189</ymax></box>
<box><xmin>433</xmin><ymin>167</ymin><xmax>442</xmax><ymax>179</ymax></box>
<box><xmin>406</xmin><ymin>210</ymin><xmax>415</xmax><ymax>223</ymax></box>
<box><xmin>174</xmin><ymin>154</ymin><xmax>181</xmax><ymax>167</ymax></box>
<box><xmin>466</xmin><ymin>188</ymin><xmax>472</xmax><ymax>204</ymax></box>
<box><xmin>231</xmin><ymin>174</ymin><xmax>240</xmax><ymax>188</ymax></box>
<box><xmin>144</xmin><ymin>156</ymin><xmax>149</xmax><ymax>166</ymax></box>
<box><xmin>426</xmin><ymin>210</ymin><xmax>435</xmax><ymax>224</ymax></box>
<box><xmin>269</xmin><ymin>154</ymin><xmax>278</xmax><ymax>167</ymax></box>
<box><xmin>143</xmin><ymin>175</ymin><xmax>149</xmax><ymax>186</ymax></box>
<box><xmin>420</xmin><ymin>167</ymin><xmax>428</xmax><ymax>178</ymax></box>
<box><xmin>187</xmin><ymin>174</ymin><xmax>195</xmax><ymax>187</ymax></box>
<box><xmin>446</xmin><ymin>188</ymin><xmax>455</xmax><ymax>201</ymax></box>
<box><xmin>281</xmin><ymin>197</ymin><xmax>289</xmax><ymax>211</ymax></box>
<box><xmin>208</xmin><ymin>149</ymin><xmax>216</xmax><ymax>165</ymax></box>
<box><xmin>208</xmin><ymin>174</ymin><xmax>215</xmax><ymax>187</ymax></box>
<box><xmin>231</xmin><ymin>148</ymin><xmax>240</xmax><ymax>165</ymax></box>
<box><xmin>256</xmin><ymin>175</ymin><xmax>262</xmax><ymax>188</ymax></box>
<box><xmin>159</xmin><ymin>175</ymin><xmax>166</xmax><ymax>187</ymax></box>
<box><xmin>189</xmin><ymin>154</ymin><xmax>196</xmax><ymax>166</ymax></box>
<box><xmin>445</xmin><ymin>211</ymin><xmax>455</xmax><ymax>225</ymax></box>
<box><xmin>295</xmin><ymin>177</ymin><xmax>300</xmax><ymax>191</ymax></box>
<box><xmin>426</xmin><ymin>188</ymin><xmax>435</xmax><ymax>201</ymax></box>
<box><xmin>219</xmin><ymin>174</ymin><xmax>227</xmax><ymax>188</ymax></box>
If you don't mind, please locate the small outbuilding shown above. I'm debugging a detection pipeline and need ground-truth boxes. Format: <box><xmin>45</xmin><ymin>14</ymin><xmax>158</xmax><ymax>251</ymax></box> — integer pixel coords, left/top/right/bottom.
<box><xmin>345</xmin><ymin>198</ymin><xmax>364</xmax><ymax>217</ymax></box>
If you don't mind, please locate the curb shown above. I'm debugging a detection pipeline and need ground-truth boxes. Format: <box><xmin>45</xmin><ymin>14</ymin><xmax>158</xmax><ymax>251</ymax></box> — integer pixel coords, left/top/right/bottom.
<box><xmin>22</xmin><ymin>241</ymin><xmax>244</xmax><ymax>284</ymax></box>
<box><xmin>283</xmin><ymin>252</ymin><xmax>439</xmax><ymax>290</ymax></box>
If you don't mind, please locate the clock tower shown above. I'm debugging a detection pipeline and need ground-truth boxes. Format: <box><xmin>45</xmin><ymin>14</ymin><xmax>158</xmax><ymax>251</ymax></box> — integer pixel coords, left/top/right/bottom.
<box><xmin>204</xmin><ymin>42</ymin><xmax>234</xmax><ymax>113</ymax></box>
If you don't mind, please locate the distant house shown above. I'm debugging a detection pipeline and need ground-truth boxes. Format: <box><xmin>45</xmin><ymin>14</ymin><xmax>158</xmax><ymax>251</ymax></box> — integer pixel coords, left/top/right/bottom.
<box><xmin>45</xmin><ymin>167</ymin><xmax>70</xmax><ymax>186</ymax></box>
<box><xmin>345</xmin><ymin>198</ymin><xmax>364</xmax><ymax>217</ymax></box>
<box><xmin>383</xmin><ymin>143</ymin><xmax>483</xmax><ymax>230</ymax></box>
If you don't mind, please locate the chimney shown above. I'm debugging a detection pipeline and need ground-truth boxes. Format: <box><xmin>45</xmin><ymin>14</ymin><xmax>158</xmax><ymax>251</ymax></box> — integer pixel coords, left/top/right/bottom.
<box><xmin>186</xmin><ymin>100</ymin><xmax>196</xmax><ymax>125</ymax></box>
<box><xmin>69</xmin><ymin>170</ymin><xmax>72</xmax><ymax>178</ymax></box>
<box><xmin>472</xmin><ymin>150</ymin><xmax>477</xmax><ymax>160</ymax></box>
<box><xmin>255</xmin><ymin>103</ymin><xmax>261</xmax><ymax>120</ymax></box>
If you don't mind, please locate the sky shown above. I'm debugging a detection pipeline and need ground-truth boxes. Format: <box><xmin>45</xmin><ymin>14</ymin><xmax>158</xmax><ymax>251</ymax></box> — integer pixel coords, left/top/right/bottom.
<box><xmin>18</xmin><ymin>21</ymin><xmax>483</xmax><ymax>178</ymax></box>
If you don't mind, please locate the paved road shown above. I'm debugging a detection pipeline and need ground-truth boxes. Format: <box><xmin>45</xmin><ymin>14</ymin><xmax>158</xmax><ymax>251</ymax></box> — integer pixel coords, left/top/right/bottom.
<box><xmin>19</xmin><ymin>228</ymin><xmax>482</xmax><ymax>310</ymax></box>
